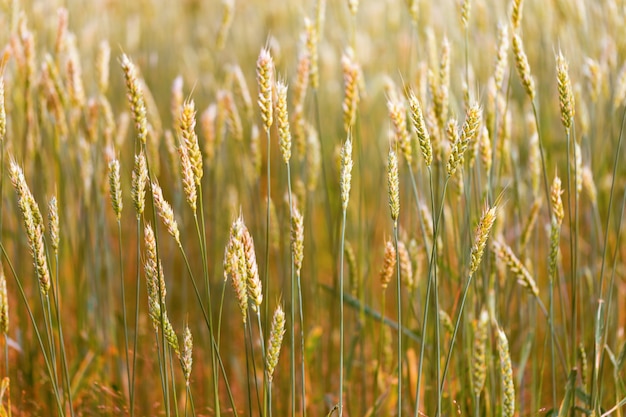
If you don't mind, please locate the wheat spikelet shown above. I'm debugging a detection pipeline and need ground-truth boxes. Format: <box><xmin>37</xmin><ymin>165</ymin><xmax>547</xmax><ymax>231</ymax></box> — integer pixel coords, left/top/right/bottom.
<box><xmin>48</xmin><ymin>196</ymin><xmax>59</xmax><ymax>255</ymax></box>
<box><xmin>177</xmin><ymin>100</ymin><xmax>204</xmax><ymax>186</ymax></box>
<box><xmin>178</xmin><ymin>143</ymin><xmax>197</xmax><ymax>212</ymax></box>
<box><xmin>494</xmin><ymin>22</ymin><xmax>509</xmax><ymax>90</ymax></box>
<box><xmin>380</xmin><ymin>238</ymin><xmax>396</xmax><ymax>290</ymax></box>
<box><xmin>275</xmin><ymin>80</ymin><xmax>292</xmax><ymax>163</ymax></box>
<box><xmin>65</xmin><ymin>33</ymin><xmax>85</xmax><ymax>110</ymax></box>
<box><xmin>434</xmin><ymin>37</ymin><xmax>450</xmax><ymax>128</ymax></box>
<box><xmin>556</xmin><ymin>51</ymin><xmax>575</xmax><ymax>131</ymax></box>
<box><xmin>492</xmin><ymin>240</ymin><xmax>539</xmax><ymax>298</ymax></box>
<box><xmin>216</xmin><ymin>0</ymin><xmax>235</xmax><ymax>50</ymax></box>
<box><xmin>240</xmin><ymin>219</ymin><xmax>262</xmax><ymax>312</ymax></box>
<box><xmin>224</xmin><ymin>218</ymin><xmax>249</xmax><ymax>323</ymax></box>
<box><xmin>131</xmin><ymin>152</ymin><xmax>148</xmax><ymax>217</ymax></box>
<box><xmin>144</xmin><ymin>224</ymin><xmax>162</xmax><ymax>331</ymax></box>
<box><xmin>510</xmin><ymin>0</ymin><xmax>524</xmax><ymax>30</ymax></box>
<box><xmin>0</xmin><ymin>266</ymin><xmax>8</xmax><ymax>335</ymax></box>
<box><xmin>54</xmin><ymin>8</ymin><xmax>68</xmax><ymax>55</ymax></box>
<box><xmin>257</xmin><ymin>48</ymin><xmax>274</xmax><ymax>132</ymax></box>
<box><xmin>479</xmin><ymin>126</ymin><xmax>492</xmax><ymax>176</ymax></box>
<box><xmin>267</xmin><ymin>304</ymin><xmax>286</xmax><ymax>382</ymax></box>
<box><xmin>470</xmin><ymin>205</ymin><xmax>497</xmax><ymax>276</ymax></box>
<box><xmin>497</xmin><ymin>328</ymin><xmax>515</xmax><ymax>417</ymax></box>
<box><xmin>446</xmin><ymin>119</ymin><xmax>462</xmax><ymax>176</ymax></box>
<box><xmin>408</xmin><ymin>91</ymin><xmax>432</xmax><ymax>167</ymax></box>
<box><xmin>387</xmin><ymin>148</ymin><xmax>400</xmax><ymax>225</ymax></box>
<box><xmin>472</xmin><ymin>309</ymin><xmax>489</xmax><ymax>398</ymax></box>
<box><xmin>342</xmin><ymin>49</ymin><xmax>360</xmax><ymax>132</ymax></box>
<box><xmin>108</xmin><ymin>159</ymin><xmax>123</xmax><ymax>220</ymax></box>
<box><xmin>551</xmin><ymin>174</ymin><xmax>564</xmax><ymax>225</ymax></box>
<box><xmin>151</xmin><ymin>182</ymin><xmax>181</xmax><ymax>246</ymax></box>
<box><xmin>512</xmin><ymin>34</ymin><xmax>535</xmax><ymax>101</ymax></box>
<box><xmin>348</xmin><ymin>0</ymin><xmax>358</xmax><ymax>15</ymax></box>
<box><xmin>291</xmin><ymin>204</ymin><xmax>304</xmax><ymax>277</ymax></box>
<box><xmin>120</xmin><ymin>54</ymin><xmax>148</xmax><ymax>144</ymax></box>
<box><xmin>459</xmin><ymin>0</ymin><xmax>470</xmax><ymax>28</ymax></box>
<box><xmin>181</xmin><ymin>324</ymin><xmax>193</xmax><ymax>385</ymax></box>
<box><xmin>340</xmin><ymin>137</ymin><xmax>353</xmax><ymax>211</ymax></box>
<box><xmin>9</xmin><ymin>161</ymin><xmax>49</xmax><ymax>295</ymax></box>
<box><xmin>388</xmin><ymin>98</ymin><xmax>412</xmax><ymax>164</ymax></box>
<box><xmin>305</xmin><ymin>17</ymin><xmax>319</xmax><ymax>90</ymax></box>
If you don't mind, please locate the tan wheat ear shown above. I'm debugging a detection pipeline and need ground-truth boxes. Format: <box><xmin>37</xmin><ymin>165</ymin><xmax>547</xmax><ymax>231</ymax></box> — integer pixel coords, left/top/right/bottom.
<box><xmin>151</xmin><ymin>182</ymin><xmax>181</xmax><ymax>246</ymax></box>
<box><xmin>387</xmin><ymin>98</ymin><xmax>412</xmax><ymax>164</ymax></box>
<box><xmin>512</xmin><ymin>33</ymin><xmax>535</xmax><ymax>101</ymax></box>
<box><xmin>380</xmin><ymin>238</ymin><xmax>396</xmax><ymax>290</ymax></box>
<box><xmin>120</xmin><ymin>54</ymin><xmax>148</xmax><ymax>144</ymax></box>
<box><xmin>471</xmin><ymin>309</ymin><xmax>489</xmax><ymax>398</ymax></box>
<box><xmin>469</xmin><ymin>205</ymin><xmax>497</xmax><ymax>277</ymax></box>
<box><xmin>340</xmin><ymin>137</ymin><xmax>353</xmax><ymax>211</ymax></box>
<box><xmin>108</xmin><ymin>159</ymin><xmax>123</xmax><ymax>220</ymax></box>
<box><xmin>494</xmin><ymin>22</ymin><xmax>509</xmax><ymax>91</ymax></box>
<box><xmin>305</xmin><ymin>17</ymin><xmax>319</xmax><ymax>90</ymax></box>
<box><xmin>387</xmin><ymin>148</ymin><xmax>400</xmax><ymax>226</ymax></box>
<box><xmin>275</xmin><ymin>79</ymin><xmax>292</xmax><ymax>163</ymax></box>
<box><xmin>267</xmin><ymin>304</ymin><xmax>286</xmax><ymax>382</ymax></box>
<box><xmin>556</xmin><ymin>51</ymin><xmax>575</xmax><ymax>131</ymax></box>
<box><xmin>257</xmin><ymin>47</ymin><xmax>274</xmax><ymax>132</ymax></box>
<box><xmin>181</xmin><ymin>324</ymin><xmax>193</xmax><ymax>386</ymax></box>
<box><xmin>48</xmin><ymin>196</ymin><xmax>59</xmax><ymax>255</ymax></box>
<box><xmin>291</xmin><ymin>204</ymin><xmax>304</xmax><ymax>277</ymax></box>
<box><xmin>0</xmin><ymin>266</ymin><xmax>9</xmax><ymax>335</ymax></box>
<box><xmin>408</xmin><ymin>90</ymin><xmax>432</xmax><ymax>167</ymax></box>
<box><xmin>342</xmin><ymin>49</ymin><xmax>360</xmax><ymax>133</ymax></box>
<box><xmin>497</xmin><ymin>327</ymin><xmax>515</xmax><ymax>417</ymax></box>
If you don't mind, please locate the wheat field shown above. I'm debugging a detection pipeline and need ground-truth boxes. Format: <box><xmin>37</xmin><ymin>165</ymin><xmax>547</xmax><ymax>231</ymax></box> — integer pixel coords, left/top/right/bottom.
<box><xmin>0</xmin><ymin>0</ymin><xmax>624</xmax><ymax>415</ymax></box>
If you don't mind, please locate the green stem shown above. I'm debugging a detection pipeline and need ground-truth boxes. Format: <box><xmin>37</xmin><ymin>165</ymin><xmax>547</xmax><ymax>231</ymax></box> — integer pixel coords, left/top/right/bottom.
<box><xmin>393</xmin><ymin>225</ymin><xmax>402</xmax><ymax>415</ymax></box>
<box><xmin>338</xmin><ymin>208</ymin><xmax>347</xmax><ymax>417</ymax></box>
<box><xmin>117</xmin><ymin>220</ymin><xmax>131</xmax><ymax>407</ymax></box>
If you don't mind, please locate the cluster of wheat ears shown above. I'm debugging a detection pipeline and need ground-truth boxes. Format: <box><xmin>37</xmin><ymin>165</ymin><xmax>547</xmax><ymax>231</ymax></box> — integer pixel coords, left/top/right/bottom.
<box><xmin>0</xmin><ymin>0</ymin><xmax>624</xmax><ymax>415</ymax></box>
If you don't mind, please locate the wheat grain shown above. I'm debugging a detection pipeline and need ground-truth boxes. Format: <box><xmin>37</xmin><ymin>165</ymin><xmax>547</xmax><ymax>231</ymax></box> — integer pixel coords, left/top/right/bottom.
<box><xmin>257</xmin><ymin>48</ymin><xmax>274</xmax><ymax>132</ymax></box>
<box><xmin>267</xmin><ymin>304</ymin><xmax>286</xmax><ymax>382</ymax></box>
<box><xmin>498</xmin><ymin>328</ymin><xmax>515</xmax><ymax>417</ymax></box>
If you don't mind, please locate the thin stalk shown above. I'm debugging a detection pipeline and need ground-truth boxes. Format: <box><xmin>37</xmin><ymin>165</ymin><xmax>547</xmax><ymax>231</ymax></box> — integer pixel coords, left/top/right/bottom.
<box><xmin>51</xmin><ymin>253</ymin><xmax>74</xmax><ymax>417</ymax></box>
<box><xmin>338</xmin><ymin>208</ymin><xmax>347</xmax><ymax>417</ymax></box>
<box><xmin>193</xmin><ymin>209</ymin><xmax>220</xmax><ymax>415</ymax></box>
<box><xmin>0</xmin><ymin>244</ymin><xmax>64</xmax><ymax>415</ymax></box>
<box><xmin>393</xmin><ymin>225</ymin><xmax>402</xmax><ymax>415</ymax></box>
<box><xmin>592</xmin><ymin>105</ymin><xmax>626</xmax><ymax>410</ymax></box>
<box><xmin>296</xmin><ymin>273</ymin><xmax>306</xmax><ymax>417</ymax></box>
<box><xmin>414</xmin><ymin>176</ymin><xmax>448</xmax><ymax>417</ymax></box>
<box><xmin>117</xmin><ymin>220</ymin><xmax>131</xmax><ymax>406</ymax></box>
<box><xmin>372</xmin><ymin>292</ymin><xmax>386</xmax><ymax>415</ymax></box>
<box><xmin>169</xmin><ymin>348</ymin><xmax>179</xmax><ymax>417</ymax></box>
<box><xmin>565</xmin><ymin>129</ymin><xmax>576</xmax><ymax>368</ymax></box>
<box><xmin>264</xmin><ymin>128</ymin><xmax>271</xmax><ymax>333</ymax></box>
<box><xmin>131</xmin><ymin>217</ymin><xmax>141</xmax><ymax>417</ymax></box>
<box><xmin>178</xmin><ymin>245</ymin><xmax>239</xmax><ymax>416</ymax></box>
<box><xmin>286</xmin><ymin>163</ymin><xmax>296</xmax><ymax>417</ymax></box>
<box><xmin>257</xmin><ymin>313</ymin><xmax>268</xmax><ymax>417</ymax></box>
